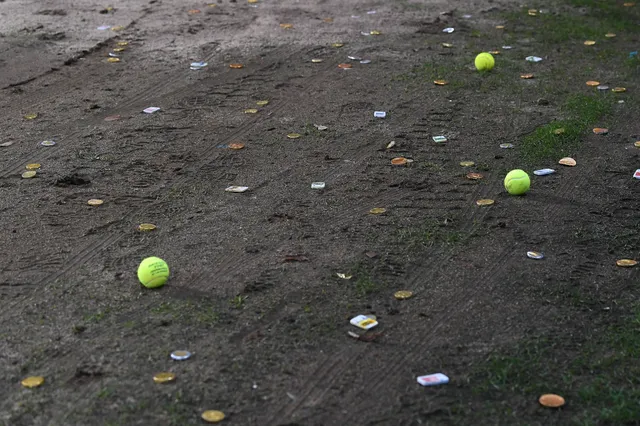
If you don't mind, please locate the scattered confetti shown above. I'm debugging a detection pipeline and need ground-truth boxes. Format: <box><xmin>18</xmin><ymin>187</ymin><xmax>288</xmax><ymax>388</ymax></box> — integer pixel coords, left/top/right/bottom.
<box><xmin>107</xmin><ymin>57</ymin><xmax>120</xmax><ymax>63</ymax></box>
<box><xmin>21</xmin><ymin>376</ymin><xmax>44</xmax><ymax>388</ymax></box>
<box><xmin>153</xmin><ymin>372</ymin><xmax>176</xmax><ymax>384</ymax></box>
<box><xmin>225</xmin><ymin>186</ymin><xmax>249</xmax><ymax>193</ymax></box>
<box><xmin>539</xmin><ymin>394</ymin><xmax>565</xmax><ymax>408</ymax></box>
<box><xmin>534</xmin><ymin>168</ymin><xmax>555</xmax><ymax>176</ymax></box>
<box><xmin>417</xmin><ymin>373</ymin><xmax>449</xmax><ymax>386</ymax></box>
<box><xmin>527</xmin><ymin>251</ymin><xmax>544</xmax><ymax>260</ymax></box>
<box><xmin>170</xmin><ymin>350</ymin><xmax>192</xmax><ymax>361</ymax></box>
<box><xmin>350</xmin><ymin>314</ymin><xmax>378</xmax><ymax>330</ymax></box>
<box><xmin>202</xmin><ymin>410</ymin><xmax>225</xmax><ymax>423</ymax></box>
<box><xmin>394</xmin><ymin>290</ymin><xmax>413</xmax><ymax>300</ymax></box>
<box><xmin>559</xmin><ymin>157</ymin><xmax>576</xmax><ymax>166</ymax></box>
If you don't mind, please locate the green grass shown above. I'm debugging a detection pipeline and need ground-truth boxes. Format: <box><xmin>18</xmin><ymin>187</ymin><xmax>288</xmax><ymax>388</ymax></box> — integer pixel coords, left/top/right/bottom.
<box><xmin>466</xmin><ymin>306</ymin><xmax>640</xmax><ymax>424</ymax></box>
<box><xmin>397</xmin><ymin>217</ymin><xmax>465</xmax><ymax>251</ymax></box>
<box><xmin>520</xmin><ymin>94</ymin><xmax>613</xmax><ymax>163</ymax></box>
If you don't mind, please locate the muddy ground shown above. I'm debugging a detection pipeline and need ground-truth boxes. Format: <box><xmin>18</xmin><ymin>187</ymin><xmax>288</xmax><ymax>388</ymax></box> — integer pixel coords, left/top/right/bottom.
<box><xmin>1</xmin><ymin>0</ymin><xmax>639</xmax><ymax>425</ymax></box>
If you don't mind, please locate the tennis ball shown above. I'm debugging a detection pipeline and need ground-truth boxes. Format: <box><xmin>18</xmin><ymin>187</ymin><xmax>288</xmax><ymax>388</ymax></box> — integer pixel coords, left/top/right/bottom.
<box><xmin>475</xmin><ymin>52</ymin><xmax>495</xmax><ymax>71</ymax></box>
<box><xmin>137</xmin><ymin>256</ymin><xmax>169</xmax><ymax>288</ymax></box>
<box><xmin>504</xmin><ymin>169</ymin><xmax>531</xmax><ymax>195</ymax></box>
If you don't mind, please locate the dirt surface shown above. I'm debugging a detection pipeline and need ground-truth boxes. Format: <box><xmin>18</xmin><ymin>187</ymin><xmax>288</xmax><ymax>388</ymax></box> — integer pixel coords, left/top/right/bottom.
<box><xmin>1</xmin><ymin>0</ymin><xmax>639</xmax><ymax>425</ymax></box>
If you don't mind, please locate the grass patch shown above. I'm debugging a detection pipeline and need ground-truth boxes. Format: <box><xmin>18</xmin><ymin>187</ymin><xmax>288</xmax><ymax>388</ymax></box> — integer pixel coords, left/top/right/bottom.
<box><xmin>397</xmin><ymin>217</ymin><xmax>465</xmax><ymax>251</ymax></box>
<box><xmin>466</xmin><ymin>306</ymin><xmax>640</xmax><ymax>424</ymax></box>
<box><xmin>519</xmin><ymin>94</ymin><xmax>613</xmax><ymax>163</ymax></box>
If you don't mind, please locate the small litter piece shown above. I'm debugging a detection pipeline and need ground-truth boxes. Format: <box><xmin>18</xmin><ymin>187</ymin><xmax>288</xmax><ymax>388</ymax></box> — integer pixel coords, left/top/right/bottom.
<box><xmin>26</xmin><ymin>163</ymin><xmax>41</xmax><ymax>170</ymax></box>
<box><xmin>442</xmin><ymin>27</ymin><xmax>454</xmax><ymax>33</ymax></box>
<box><xmin>612</xmin><ymin>87</ymin><xmax>626</xmax><ymax>93</ymax></box>
<box><xmin>417</xmin><ymin>373</ymin><xmax>449</xmax><ymax>387</ymax></box>
<box><xmin>369</xmin><ymin>208</ymin><xmax>386</xmax><ymax>214</ymax></box>
<box><xmin>311</xmin><ymin>58</ymin><xmax>323</xmax><ymax>63</ymax></box>
<box><xmin>360</xmin><ymin>59</ymin><xmax>372</xmax><ymax>64</ymax></box>
<box><xmin>616</xmin><ymin>259</ymin><xmax>637</xmax><ymax>267</ymax></box>
<box><xmin>138</xmin><ymin>223</ymin><xmax>157</xmax><ymax>231</ymax></box>
<box><xmin>350</xmin><ymin>314</ymin><xmax>378</xmax><ymax>330</ymax></box>
<box><xmin>633</xmin><ymin>169</ymin><xmax>640</xmax><ymax>179</ymax></box>
<box><xmin>143</xmin><ymin>107</ymin><xmax>160</xmax><ymax>114</ymax></box>
<box><xmin>534</xmin><ymin>168</ymin><xmax>555</xmax><ymax>176</ymax></box>
<box><xmin>338</xmin><ymin>63</ymin><xmax>352</xmax><ymax>69</ymax></box>
<box><xmin>87</xmin><ymin>199</ymin><xmax>104</xmax><ymax>206</ymax></box>
<box><xmin>593</xmin><ymin>128</ymin><xmax>608</xmax><ymax>135</ymax></box>
<box><xmin>394</xmin><ymin>290</ymin><xmax>413</xmax><ymax>300</ymax></box>
<box><xmin>22</xmin><ymin>171</ymin><xmax>37</xmax><ymax>179</ymax></box>
<box><xmin>559</xmin><ymin>157</ymin><xmax>576</xmax><ymax>167</ymax></box>
<box><xmin>229</xmin><ymin>63</ymin><xmax>244</xmax><ymax>69</ymax></box>
<box><xmin>21</xmin><ymin>376</ymin><xmax>45</xmax><ymax>388</ymax></box>
<box><xmin>476</xmin><ymin>199</ymin><xmax>494</xmax><ymax>206</ymax></box>
<box><xmin>520</xmin><ymin>73</ymin><xmax>534</xmax><ymax>79</ymax></box>
<box><xmin>228</xmin><ymin>143</ymin><xmax>245</xmax><ymax>150</ymax></box>
<box><xmin>97</xmin><ymin>25</ymin><xmax>111</xmax><ymax>31</ymax></box>
<box><xmin>433</xmin><ymin>80</ymin><xmax>448</xmax><ymax>86</ymax></box>
<box><xmin>386</xmin><ymin>141</ymin><xmax>395</xmax><ymax>149</ymax></box>
<box><xmin>314</xmin><ymin>124</ymin><xmax>328</xmax><ymax>131</ymax></box>
<box><xmin>502</xmin><ymin>45</ymin><xmax>513</xmax><ymax>49</ymax></box>
<box><xmin>107</xmin><ymin>58</ymin><xmax>120</xmax><ymax>63</ymax></box>
<box><xmin>0</xmin><ymin>142</ymin><xmax>14</xmax><ymax>147</ymax></box>
<box><xmin>171</xmin><ymin>350</ymin><xmax>192</xmax><ymax>361</ymax></box>
<box><xmin>256</xmin><ymin>100</ymin><xmax>269</xmax><ymax>106</ymax></box>
<box><xmin>459</xmin><ymin>161</ymin><xmax>475</xmax><ymax>167</ymax></box>
<box><xmin>153</xmin><ymin>372</ymin><xmax>176</xmax><ymax>384</ymax></box>
<box><xmin>287</xmin><ymin>133</ymin><xmax>301</xmax><ymax>139</ymax></box>
<box><xmin>311</xmin><ymin>182</ymin><xmax>325</xmax><ymax>189</ymax></box>
<box><xmin>466</xmin><ymin>172</ymin><xmax>483</xmax><ymax>180</ymax></box>
<box><xmin>190</xmin><ymin>61</ymin><xmax>208</xmax><ymax>70</ymax></box>
<box><xmin>225</xmin><ymin>186</ymin><xmax>249</xmax><ymax>193</ymax></box>
<box><xmin>584</xmin><ymin>40</ymin><xmax>596</xmax><ymax>46</ymax></box>
<box><xmin>597</xmin><ymin>85</ymin><xmax>609</xmax><ymax>91</ymax></box>
<box><xmin>527</xmin><ymin>251</ymin><xmax>544</xmax><ymax>260</ymax></box>
<box><xmin>201</xmin><ymin>410</ymin><xmax>225</xmax><ymax>423</ymax></box>
<box><xmin>336</xmin><ymin>273</ymin><xmax>352</xmax><ymax>279</ymax></box>
<box><xmin>244</xmin><ymin>108</ymin><xmax>258</xmax><ymax>114</ymax></box>
<box><xmin>500</xmin><ymin>143</ymin><xmax>514</xmax><ymax>149</ymax></box>
<box><xmin>40</xmin><ymin>140</ymin><xmax>56</xmax><ymax>147</ymax></box>
<box><xmin>539</xmin><ymin>394</ymin><xmax>565</xmax><ymax>408</ymax></box>
<box><xmin>391</xmin><ymin>157</ymin><xmax>408</xmax><ymax>166</ymax></box>
<box><xmin>432</xmin><ymin>135</ymin><xmax>447</xmax><ymax>143</ymax></box>
<box><xmin>526</xmin><ymin>56</ymin><xmax>543</xmax><ymax>62</ymax></box>
<box><xmin>374</xmin><ymin>111</ymin><xmax>386</xmax><ymax>118</ymax></box>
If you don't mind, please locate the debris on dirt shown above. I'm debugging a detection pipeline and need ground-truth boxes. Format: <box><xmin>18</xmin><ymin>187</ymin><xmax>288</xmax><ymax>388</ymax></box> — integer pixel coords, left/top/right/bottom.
<box><xmin>442</xmin><ymin>27</ymin><xmax>454</xmax><ymax>33</ymax></box>
<box><xmin>143</xmin><ymin>107</ymin><xmax>160</xmax><ymax>114</ymax></box>
<box><xmin>244</xmin><ymin>108</ymin><xmax>258</xmax><ymax>114</ymax></box>
<box><xmin>538</xmin><ymin>394</ymin><xmax>565</xmax><ymax>408</ymax></box>
<box><xmin>369</xmin><ymin>208</ymin><xmax>386</xmax><ymax>214</ymax></box>
<box><xmin>338</xmin><ymin>63</ymin><xmax>352</xmax><ymax>69</ymax></box>
<box><xmin>201</xmin><ymin>410</ymin><xmax>225</xmax><ymax>423</ymax></box>
<box><xmin>394</xmin><ymin>290</ymin><xmax>413</xmax><ymax>300</ymax></box>
<box><xmin>225</xmin><ymin>186</ymin><xmax>249</xmax><ymax>193</ymax></box>
<box><xmin>527</xmin><ymin>251</ymin><xmax>544</xmax><ymax>260</ymax></box>
<box><xmin>533</xmin><ymin>168</ymin><xmax>555</xmax><ymax>176</ymax></box>
<box><xmin>190</xmin><ymin>61</ymin><xmax>208</xmax><ymax>70</ymax></box>
<box><xmin>434</xmin><ymin>79</ymin><xmax>448</xmax><ymax>85</ymax></box>
<box><xmin>616</xmin><ymin>259</ymin><xmax>637</xmax><ymax>267</ymax></box>
<box><xmin>311</xmin><ymin>182</ymin><xmax>325</xmax><ymax>189</ymax></box>
<box><xmin>476</xmin><ymin>199</ymin><xmax>495</xmax><ymax>206</ymax></box>
<box><xmin>287</xmin><ymin>133</ymin><xmax>301</xmax><ymax>139</ymax></box>
<box><xmin>21</xmin><ymin>376</ymin><xmax>45</xmax><ymax>388</ymax></box>
<box><xmin>138</xmin><ymin>223</ymin><xmax>157</xmax><ymax>232</ymax></box>
<box><xmin>229</xmin><ymin>63</ymin><xmax>244</xmax><ymax>69</ymax></box>
<box><xmin>634</xmin><ymin>169</ymin><xmax>640</xmax><ymax>179</ymax></box>
<box><xmin>153</xmin><ymin>372</ymin><xmax>176</xmax><ymax>384</ymax></box>
<box><xmin>559</xmin><ymin>157</ymin><xmax>577</xmax><ymax>166</ymax></box>
<box><xmin>417</xmin><ymin>373</ymin><xmax>449</xmax><ymax>386</ymax></box>
<box><xmin>0</xmin><ymin>141</ymin><xmax>15</xmax><ymax>147</ymax></box>
<box><xmin>500</xmin><ymin>143</ymin><xmax>514</xmax><ymax>148</ymax></box>
<box><xmin>256</xmin><ymin>100</ymin><xmax>269</xmax><ymax>106</ymax></box>
<box><xmin>26</xmin><ymin>163</ymin><xmax>40</xmax><ymax>170</ymax></box>
<box><xmin>336</xmin><ymin>273</ymin><xmax>352</xmax><ymax>279</ymax></box>
<box><xmin>96</xmin><ymin>25</ymin><xmax>111</xmax><ymax>31</ymax></box>
<box><xmin>374</xmin><ymin>111</ymin><xmax>386</xmax><ymax>118</ymax></box>
<box><xmin>586</xmin><ymin>80</ymin><xmax>600</xmax><ymax>86</ymax></box>
<box><xmin>171</xmin><ymin>350</ymin><xmax>192</xmax><ymax>360</ymax></box>
<box><xmin>87</xmin><ymin>199</ymin><xmax>104</xmax><ymax>206</ymax></box>
<box><xmin>350</xmin><ymin>314</ymin><xmax>378</xmax><ymax>330</ymax></box>
<box><xmin>593</xmin><ymin>128</ymin><xmax>608</xmax><ymax>134</ymax></box>
<box><xmin>433</xmin><ymin>135</ymin><xmax>447</xmax><ymax>143</ymax></box>
<box><xmin>314</xmin><ymin>124</ymin><xmax>327</xmax><ymax>130</ymax></box>
<box><xmin>526</xmin><ymin>56</ymin><xmax>543</xmax><ymax>62</ymax></box>
<box><xmin>459</xmin><ymin>161</ymin><xmax>475</xmax><ymax>167</ymax></box>
<box><xmin>466</xmin><ymin>172</ymin><xmax>483</xmax><ymax>180</ymax></box>
<box><xmin>365</xmin><ymin>251</ymin><xmax>377</xmax><ymax>258</ymax></box>
<box><xmin>22</xmin><ymin>171</ymin><xmax>37</xmax><ymax>179</ymax></box>
<box><xmin>24</xmin><ymin>113</ymin><xmax>38</xmax><ymax>120</ymax></box>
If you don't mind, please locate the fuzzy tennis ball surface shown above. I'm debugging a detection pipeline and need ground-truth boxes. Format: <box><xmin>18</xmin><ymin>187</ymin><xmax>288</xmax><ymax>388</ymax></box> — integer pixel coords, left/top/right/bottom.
<box><xmin>137</xmin><ymin>256</ymin><xmax>170</xmax><ymax>288</ymax></box>
<box><xmin>475</xmin><ymin>52</ymin><xmax>495</xmax><ymax>71</ymax></box>
<box><xmin>504</xmin><ymin>169</ymin><xmax>531</xmax><ymax>195</ymax></box>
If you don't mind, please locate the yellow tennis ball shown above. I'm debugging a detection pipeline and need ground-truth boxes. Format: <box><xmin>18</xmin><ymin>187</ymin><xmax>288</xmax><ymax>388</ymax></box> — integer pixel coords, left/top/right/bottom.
<box><xmin>504</xmin><ymin>169</ymin><xmax>530</xmax><ymax>195</ymax></box>
<box><xmin>475</xmin><ymin>52</ymin><xmax>495</xmax><ymax>71</ymax></box>
<box><xmin>137</xmin><ymin>257</ymin><xmax>169</xmax><ymax>288</ymax></box>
